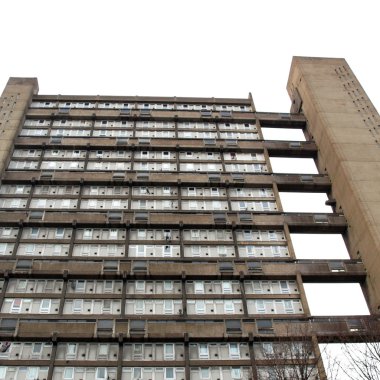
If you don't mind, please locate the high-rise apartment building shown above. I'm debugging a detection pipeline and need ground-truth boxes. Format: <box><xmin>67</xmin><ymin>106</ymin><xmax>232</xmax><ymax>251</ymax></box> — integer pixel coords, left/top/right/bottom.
<box><xmin>0</xmin><ymin>57</ymin><xmax>378</xmax><ymax>380</ymax></box>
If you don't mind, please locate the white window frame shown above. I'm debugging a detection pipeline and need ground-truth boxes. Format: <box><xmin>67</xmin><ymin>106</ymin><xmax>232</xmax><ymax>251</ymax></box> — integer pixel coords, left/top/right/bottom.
<box><xmin>195</xmin><ymin>300</ymin><xmax>206</xmax><ymax>314</ymax></box>
<box><xmin>39</xmin><ymin>299</ymin><xmax>51</xmax><ymax>313</ymax></box>
<box><xmin>198</xmin><ymin>344</ymin><xmax>209</xmax><ymax>359</ymax></box>
<box><xmin>194</xmin><ymin>281</ymin><xmax>204</xmax><ymax>294</ymax></box>
<box><xmin>164</xmin><ymin>343</ymin><xmax>175</xmax><ymax>360</ymax></box>
<box><xmin>229</xmin><ymin>343</ymin><xmax>240</xmax><ymax>359</ymax></box>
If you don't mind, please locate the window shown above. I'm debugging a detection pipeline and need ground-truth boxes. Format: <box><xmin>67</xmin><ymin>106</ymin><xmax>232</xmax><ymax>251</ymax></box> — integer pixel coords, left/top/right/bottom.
<box><xmin>194</xmin><ymin>281</ymin><xmax>204</xmax><ymax>294</ymax></box>
<box><xmin>104</xmin><ymin>281</ymin><xmax>114</xmax><ymax>293</ymax></box>
<box><xmin>133</xmin><ymin>368</ymin><xmax>142</xmax><ymax>380</ymax></box>
<box><xmin>188</xmin><ymin>187</ymin><xmax>196</xmax><ymax>196</ymax></box>
<box><xmin>253</xmin><ymin>281</ymin><xmax>263</xmax><ymax>294</ymax></box>
<box><xmin>231</xmin><ymin>368</ymin><xmax>242</xmax><ymax>380</ymax></box>
<box><xmin>222</xmin><ymin>281</ymin><xmax>232</xmax><ymax>294</ymax></box>
<box><xmin>133</xmin><ymin>344</ymin><xmax>143</xmax><ymax>360</ymax></box>
<box><xmin>135</xmin><ymin>280</ymin><xmax>145</xmax><ymax>293</ymax></box>
<box><xmin>137</xmin><ymin>245</ymin><xmax>145</xmax><ymax>257</ymax></box>
<box><xmin>212</xmin><ymin>200</ymin><xmax>221</xmax><ymax>210</ymax></box>
<box><xmin>135</xmin><ymin>300</ymin><xmax>144</xmax><ymax>314</ymax></box>
<box><xmin>164</xmin><ymin>300</ymin><xmax>174</xmax><ymax>314</ymax></box>
<box><xmin>25</xmin><ymin>244</ymin><xmax>35</xmax><ymax>254</ymax></box>
<box><xmin>109</xmin><ymin>229</ymin><xmax>118</xmax><ymax>239</ymax></box>
<box><xmin>15</xmin><ymin>185</ymin><xmax>25</xmax><ymax>194</ymax></box>
<box><xmin>83</xmin><ymin>229</ymin><xmax>93</xmax><ymax>239</ymax></box>
<box><xmin>243</xmin><ymin>230</ymin><xmax>252</xmax><ymax>240</ymax></box>
<box><xmin>0</xmin><ymin>244</ymin><xmax>7</xmax><ymax>255</ymax></box>
<box><xmin>229</xmin><ymin>343</ymin><xmax>240</xmax><ymax>359</ymax></box>
<box><xmin>73</xmin><ymin>299</ymin><xmax>83</xmax><ymax>313</ymax></box>
<box><xmin>137</xmin><ymin>229</ymin><xmax>146</xmax><ymax>239</ymax></box>
<box><xmin>56</xmin><ymin>228</ymin><xmax>65</xmax><ymax>239</ymax></box>
<box><xmin>164</xmin><ymin>343</ymin><xmax>175</xmax><ymax>360</ymax></box>
<box><xmin>11</xmin><ymin>299</ymin><xmax>22</xmax><ymax>313</ymax></box>
<box><xmin>191</xmin><ymin>246</ymin><xmax>200</xmax><ymax>257</ymax></box>
<box><xmin>280</xmin><ymin>281</ymin><xmax>290</xmax><ymax>294</ymax></box>
<box><xmin>196</xmin><ymin>300</ymin><xmax>206</xmax><ymax>314</ymax></box>
<box><xmin>224</xmin><ymin>300</ymin><xmax>234</xmax><ymax>314</ymax></box>
<box><xmin>30</xmin><ymin>227</ymin><xmax>39</xmax><ymax>237</ymax></box>
<box><xmin>102</xmin><ymin>300</ymin><xmax>112</xmax><ymax>313</ymax></box>
<box><xmin>40</xmin><ymin>299</ymin><xmax>51</xmax><ymax>313</ymax></box>
<box><xmin>26</xmin><ymin>367</ymin><xmax>39</xmax><ymax>380</ymax></box>
<box><xmin>211</xmin><ymin>188</ymin><xmax>219</xmax><ymax>196</ymax></box>
<box><xmin>163</xmin><ymin>245</ymin><xmax>172</xmax><ymax>256</ymax></box>
<box><xmin>191</xmin><ymin>230</ymin><xmax>200</xmax><ymax>239</ymax></box>
<box><xmin>165</xmin><ymin>368</ymin><xmax>175</xmax><ymax>380</ymax></box>
<box><xmin>218</xmin><ymin>246</ymin><xmax>227</xmax><ymax>257</ymax></box>
<box><xmin>262</xmin><ymin>342</ymin><xmax>274</xmax><ymax>356</ymax></box>
<box><xmin>112</xmin><ymin>200</ymin><xmax>121</xmax><ymax>208</ymax></box>
<box><xmin>284</xmin><ymin>300</ymin><xmax>294</xmax><ymax>314</ymax></box>
<box><xmin>200</xmin><ymin>368</ymin><xmax>210</xmax><ymax>379</ymax></box>
<box><xmin>10</xmin><ymin>199</ymin><xmax>21</xmax><ymax>208</ymax></box>
<box><xmin>96</xmin><ymin>368</ymin><xmax>107</xmax><ymax>380</ymax></box>
<box><xmin>44</xmin><ymin>280</ymin><xmax>55</xmax><ymax>292</ymax></box>
<box><xmin>2</xmin><ymin>227</ymin><xmax>12</xmax><ymax>236</ymax></box>
<box><xmin>198</xmin><ymin>344</ymin><xmax>209</xmax><ymax>359</ymax></box>
<box><xmin>75</xmin><ymin>280</ymin><xmax>85</xmax><ymax>292</ymax></box>
<box><xmin>16</xmin><ymin>280</ymin><xmax>27</xmax><ymax>292</ymax></box>
<box><xmin>164</xmin><ymin>281</ymin><xmax>173</xmax><ymax>292</ymax></box>
<box><xmin>256</xmin><ymin>300</ymin><xmax>265</xmax><ymax>313</ymax></box>
<box><xmin>31</xmin><ymin>343</ymin><xmax>43</xmax><ymax>358</ymax></box>
<box><xmin>239</xmin><ymin>201</ymin><xmax>247</xmax><ymax>211</ymax></box>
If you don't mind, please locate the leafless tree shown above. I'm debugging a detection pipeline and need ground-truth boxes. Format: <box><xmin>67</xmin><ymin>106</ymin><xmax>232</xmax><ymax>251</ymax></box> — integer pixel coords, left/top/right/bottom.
<box><xmin>321</xmin><ymin>318</ymin><xmax>380</xmax><ymax>380</ymax></box>
<box><xmin>338</xmin><ymin>340</ymin><xmax>380</xmax><ymax>380</ymax></box>
<box><xmin>257</xmin><ymin>324</ymin><xmax>323</xmax><ymax>380</ymax></box>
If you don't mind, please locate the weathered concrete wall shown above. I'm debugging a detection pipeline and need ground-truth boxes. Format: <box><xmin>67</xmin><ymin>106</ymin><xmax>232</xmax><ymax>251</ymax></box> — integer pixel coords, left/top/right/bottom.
<box><xmin>287</xmin><ymin>57</ymin><xmax>380</xmax><ymax>313</ymax></box>
<box><xmin>0</xmin><ymin>77</ymin><xmax>38</xmax><ymax>176</ymax></box>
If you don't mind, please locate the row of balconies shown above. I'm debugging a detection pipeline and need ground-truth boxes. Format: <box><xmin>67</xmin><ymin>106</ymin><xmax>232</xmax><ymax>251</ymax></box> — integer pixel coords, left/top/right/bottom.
<box><xmin>3</xmin><ymin>244</ymin><xmax>288</xmax><ymax>259</ymax></box>
<box><xmin>0</xmin><ymin>340</ymin><xmax>313</xmax><ymax>361</ymax></box>
<box><xmin>0</xmin><ymin>279</ymin><xmax>298</xmax><ymax>296</ymax></box>
<box><xmin>0</xmin><ymin>227</ymin><xmax>283</xmax><ymax>241</ymax></box>
<box><xmin>0</xmin><ymin>198</ymin><xmax>278</xmax><ymax>213</ymax></box>
<box><xmin>11</xmin><ymin>149</ymin><xmax>265</xmax><ymax>161</ymax></box>
<box><xmin>8</xmin><ymin>161</ymin><xmax>269</xmax><ymax>173</ymax></box>
<box><xmin>0</xmin><ymin>366</ymin><xmax>281</xmax><ymax>380</ymax></box>
<box><xmin>24</xmin><ymin>120</ymin><xmax>257</xmax><ymax>131</ymax></box>
<box><xmin>0</xmin><ymin>185</ymin><xmax>275</xmax><ymax>198</ymax></box>
<box><xmin>0</xmin><ymin>298</ymin><xmax>304</xmax><ymax>316</ymax></box>
<box><xmin>30</xmin><ymin>101</ymin><xmax>253</xmax><ymax>112</ymax></box>
<box><xmin>20</xmin><ymin>129</ymin><xmax>260</xmax><ymax>140</ymax></box>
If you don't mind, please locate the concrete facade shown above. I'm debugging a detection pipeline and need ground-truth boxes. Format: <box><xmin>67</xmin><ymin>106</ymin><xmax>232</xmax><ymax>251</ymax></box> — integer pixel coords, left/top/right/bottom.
<box><xmin>288</xmin><ymin>57</ymin><xmax>380</xmax><ymax>312</ymax></box>
<box><xmin>0</xmin><ymin>61</ymin><xmax>378</xmax><ymax>379</ymax></box>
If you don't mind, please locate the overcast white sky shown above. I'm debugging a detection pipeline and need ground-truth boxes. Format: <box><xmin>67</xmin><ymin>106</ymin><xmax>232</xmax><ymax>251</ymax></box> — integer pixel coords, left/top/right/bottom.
<box><xmin>1</xmin><ymin>0</ymin><xmax>379</xmax><ymax>113</ymax></box>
